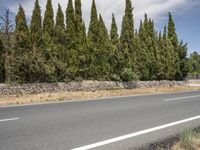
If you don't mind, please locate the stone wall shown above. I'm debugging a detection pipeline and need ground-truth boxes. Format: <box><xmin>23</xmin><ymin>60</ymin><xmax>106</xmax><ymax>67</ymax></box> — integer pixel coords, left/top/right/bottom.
<box><xmin>0</xmin><ymin>80</ymin><xmax>186</xmax><ymax>96</ymax></box>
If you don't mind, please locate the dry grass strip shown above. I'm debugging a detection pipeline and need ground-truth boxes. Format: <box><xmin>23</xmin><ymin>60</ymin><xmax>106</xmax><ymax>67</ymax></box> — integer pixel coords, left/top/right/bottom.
<box><xmin>0</xmin><ymin>85</ymin><xmax>199</xmax><ymax>106</ymax></box>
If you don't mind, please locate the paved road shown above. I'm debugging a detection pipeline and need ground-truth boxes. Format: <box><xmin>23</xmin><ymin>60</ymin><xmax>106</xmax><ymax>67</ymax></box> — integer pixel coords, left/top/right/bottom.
<box><xmin>0</xmin><ymin>90</ymin><xmax>200</xmax><ymax>150</ymax></box>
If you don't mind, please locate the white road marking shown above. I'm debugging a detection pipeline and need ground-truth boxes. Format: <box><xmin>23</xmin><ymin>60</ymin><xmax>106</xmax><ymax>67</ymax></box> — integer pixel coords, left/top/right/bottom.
<box><xmin>0</xmin><ymin>118</ymin><xmax>19</xmax><ymax>122</ymax></box>
<box><xmin>164</xmin><ymin>95</ymin><xmax>200</xmax><ymax>101</ymax></box>
<box><xmin>72</xmin><ymin>115</ymin><xmax>200</xmax><ymax>150</ymax></box>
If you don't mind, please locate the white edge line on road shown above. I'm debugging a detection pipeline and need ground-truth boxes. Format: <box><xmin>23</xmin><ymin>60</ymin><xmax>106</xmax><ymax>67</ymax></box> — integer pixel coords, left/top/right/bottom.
<box><xmin>0</xmin><ymin>90</ymin><xmax>199</xmax><ymax>108</ymax></box>
<box><xmin>0</xmin><ymin>117</ymin><xmax>19</xmax><ymax>122</ymax></box>
<box><xmin>71</xmin><ymin>115</ymin><xmax>200</xmax><ymax>150</ymax></box>
<box><xmin>164</xmin><ymin>95</ymin><xmax>200</xmax><ymax>101</ymax></box>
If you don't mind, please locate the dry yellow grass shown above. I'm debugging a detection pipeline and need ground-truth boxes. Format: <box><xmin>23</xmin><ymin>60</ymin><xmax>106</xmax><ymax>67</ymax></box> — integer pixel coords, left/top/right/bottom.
<box><xmin>171</xmin><ymin>134</ymin><xmax>200</xmax><ymax>150</ymax></box>
<box><xmin>0</xmin><ymin>85</ymin><xmax>199</xmax><ymax>106</ymax></box>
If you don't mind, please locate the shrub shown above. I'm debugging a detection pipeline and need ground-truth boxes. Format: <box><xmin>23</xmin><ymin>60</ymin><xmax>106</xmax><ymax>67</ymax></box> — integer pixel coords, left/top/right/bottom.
<box><xmin>110</xmin><ymin>74</ymin><xmax>121</xmax><ymax>81</ymax></box>
<box><xmin>120</xmin><ymin>67</ymin><xmax>139</xmax><ymax>81</ymax></box>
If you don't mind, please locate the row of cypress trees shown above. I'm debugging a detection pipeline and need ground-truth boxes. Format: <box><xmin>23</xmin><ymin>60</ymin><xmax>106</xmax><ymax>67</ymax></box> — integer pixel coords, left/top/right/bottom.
<box><xmin>0</xmin><ymin>0</ymin><xmax>188</xmax><ymax>83</ymax></box>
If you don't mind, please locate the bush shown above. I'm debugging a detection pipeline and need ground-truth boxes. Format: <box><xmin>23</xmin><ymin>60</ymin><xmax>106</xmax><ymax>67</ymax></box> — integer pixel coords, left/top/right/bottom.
<box><xmin>110</xmin><ymin>74</ymin><xmax>121</xmax><ymax>81</ymax></box>
<box><xmin>120</xmin><ymin>67</ymin><xmax>139</xmax><ymax>81</ymax></box>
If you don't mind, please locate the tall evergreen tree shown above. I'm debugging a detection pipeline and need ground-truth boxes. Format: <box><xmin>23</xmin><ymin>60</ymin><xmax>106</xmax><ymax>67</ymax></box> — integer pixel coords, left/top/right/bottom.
<box><xmin>110</xmin><ymin>13</ymin><xmax>120</xmax><ymax>78</ymax></box>
<box><xmin>96</xmin><ymin>15</ymin><xmax>112</xmax><ymax>79</ymax></box>
<box><xmin>75</xmin><ymin>0</ymin><xmax>85</xmax><ymax>44</ymax></box>
<box><xmin>8</xmin><ymin>5</ymin><xmax>31</xmax><ymax>83</ymax></box>
<box><xmin>14</xmin><ymin>5</ymin><xmax>30</xmax><ymax>50</ymax></box>
<box><xmin>30</xmin><ymin>0</ymin><xmax>43</xmax><ymax>49</ymax></box>
<box><xmin>55</xmin><ymin>4</ymin><xmax>65</xmax><ymax>45</ymax></box>
<box><xmin>66</xmin><ymin>0</ymin><xmax>76</xmax><ymax>49</ymax></box>
<box><xmin>138</xmin><ymin>20</ymin><xmax>150</xmax><ymax>80</ymax></box>
<box><xmin>167</xmin><ymin>12</ymin><xmax>178</xmax><ymax>49</ymax></box>
<box><xmin>74</xmin><ymin>0</ymin><xmax>87</xmax><ymax>79</ymax></box>
<box><xmin>88</xmin><ymin>0</ymin><xmax>99</xmax><ymax>44</ymax></box>
<box><xmin>119</xmin><ymin>0</ymin><xmax>135</xmax><ymax>74</ymax></box>
<box><xmin>167</xmin><ymin>12</ymin><xmax>187</xmax><ymax>80</ymax></box>
<box><xmin>110</xmin><ymin>14</ymin><xmax>119</xmax><ymax>46</ymax></box>
<box><xmin>86</xmin><ymin>0</ymin><xmax>99</xmax><ymax>79</ymax></box>
<box><xmin>43</xmin><ymin>0</ymin><xmax>54</xmax><ymax>38</ymax></box>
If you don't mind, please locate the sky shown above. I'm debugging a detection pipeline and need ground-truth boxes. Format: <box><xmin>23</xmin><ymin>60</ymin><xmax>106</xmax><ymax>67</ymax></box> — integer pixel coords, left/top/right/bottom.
<box><xmin>0</xmin><ymin>0</ymin><xmax>200</xmax><ymax>54</ymax></box>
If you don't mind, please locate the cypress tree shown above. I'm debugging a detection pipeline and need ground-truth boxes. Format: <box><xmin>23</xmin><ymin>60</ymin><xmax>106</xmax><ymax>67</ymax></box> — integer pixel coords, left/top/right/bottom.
<box><xmin>96</xmin><ymin>15</ymin><xmax>112</xmax><ymax>79</ymax></box>
<box><xmin>65</xmin><ymin>0</ymin><xmax>79</xmax><ymax>80</ymax></box>
<box><xmin>167</xmin><ymin>12</ymin><xmax>183</xmax><ymax>80</ymax></box>
<box><xmin>55</xmin><ymin>4</ymin><xmax>65</xmax><ymax>45</ymax></box>
<box><xmin>138</xmin><ymin>20</ymin><xmax>150</xmax><ymax>80</ymax></box>
<box><xmin>54</xmin><ymin>4</ymin><xmax>67</xmax><ymax>81</ymax></box>
<box><xmin>119</xmin><ymin>0</ymin><xmax>135</xmax><ymax>77</ymax></box>
<box><xmin>66</xmin><ymin>0</ymin><xmax>76</xmax><ymax>49</ymax></box>
<box><xmin>30</xmin><ymin>0</ymin><xmax>42</xmax><ymax>49</ymax></box>
<box><xmin>0</xmin><ymin>39</ymin><xmax>5</xmax><ymax>82</ymax></box>
<box><xmin>86</xmin><ymin>0</ymin><xmax>99</xmax><ymax>79</ymax></box>
<box><xmin>75</xmin><ymin>0</ymin><xmax>85</xmax><ymax>44</ymax></box>
<box><xmin>43</xmin><ymin>0</ymin><xmax>54</xmax><ymax>38</ymax></box>
<box><xmin>8</xmin><ymin>5</ymin><xmax>31</xmax><ymax>83</ymax></box>
<box><xmin>167</xmin><ymin>12</ymin><xmax>178</xmax><ymax>49</ymax></box>
<box><xmin>110</xmin><ymin>14</ymin><xmax>119</xmax><ymax>46</ymax></box>
<box><xmin>110</xmin><ymin>13</ymin><xmax>120</xmax><ymax>78</ymax></box>
<box><xmin>14</xmin><ymin>5</ymin><xmax>30</xmax><ymax>50</ymax></box>
<box><xmin>88</xmin><ymin>0</ymin><xmax>99</xmax><ymax>44</ymax></box>
<box><xmin>74</xmin><ymin>0</ymin><xmax>87</xmax><ymax>79</ymax></box>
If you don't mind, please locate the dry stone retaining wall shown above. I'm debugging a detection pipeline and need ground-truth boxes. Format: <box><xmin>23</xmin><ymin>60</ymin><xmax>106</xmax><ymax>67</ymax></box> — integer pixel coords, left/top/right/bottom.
<box><xmin>0</xmin><ymin>80</ymin><xmax>186</xmax><ymax>96</ymax></box>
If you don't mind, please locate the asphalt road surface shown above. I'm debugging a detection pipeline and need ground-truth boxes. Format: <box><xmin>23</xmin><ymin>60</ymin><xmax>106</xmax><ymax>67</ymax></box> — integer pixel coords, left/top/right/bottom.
<box><xmin>0</xmin><ymin>90</ymin><xmax>200</xmax><ymax>150</ymax></box>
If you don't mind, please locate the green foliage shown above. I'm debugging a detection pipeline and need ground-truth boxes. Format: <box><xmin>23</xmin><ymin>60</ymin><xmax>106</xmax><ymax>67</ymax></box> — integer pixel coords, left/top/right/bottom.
<box><xmin>110</xmin><ymin>14</ymin><xmax>120</xmax><ymax>75</ymax></box>
<box><xmin>110</xmin><ymin>14</ymin><xmax>119</xmax><ymax>46</ymax></box>
<box><xmin>30</xmin><ymin>0</ymin><xmax>43</xmax><ymax>49</ymax></box>
<box><xmin>43</xmin><ymin>0</ymin><xmax>54</xmax><ymax>38</ymax></box>
<box><xmin>188</xmin><ymin>51</ymin><xmax>200</xmax><ymax>74</ymax></box>
<box><xmin>119</xmin><ymin>0</ymin><xmax>135</xmax><ymax>71</ymax></box>
<box><xmin>0</xmin><ymin>0</ymin><xmax>189</xmax><ymax>83</ymax></box>
<box><xmin>55</xmin><ymin>4</ymin><xmax>65</xmax><ymax>45</ymax></box>
<box><xmin>120</xmin><ymin>67</ymin><xmax>138</xmax><ymax>81</ymax></box>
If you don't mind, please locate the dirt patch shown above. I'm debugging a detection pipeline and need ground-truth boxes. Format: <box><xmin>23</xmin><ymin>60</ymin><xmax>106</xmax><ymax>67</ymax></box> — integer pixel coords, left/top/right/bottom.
<box><xmin>0</xmin><ymin>85</ymin><xmax>199</xmax><ymax>106</ymax></box>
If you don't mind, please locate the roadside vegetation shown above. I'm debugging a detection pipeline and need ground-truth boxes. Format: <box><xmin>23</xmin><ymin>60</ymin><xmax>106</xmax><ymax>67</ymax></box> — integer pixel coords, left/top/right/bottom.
<box><xmin>188</xmin><ymin>52</ymin><xmax>200</xmax><ymax>74</ymax></box>
<box><xmin>0</xmin><ymin>0</ymin><xmax>190</xmax><ymax>83</ymax></box>
<box><xmin>0</xmin><ymin>85</ymin><xmax>199</xmax><ymax>106</ymax></box>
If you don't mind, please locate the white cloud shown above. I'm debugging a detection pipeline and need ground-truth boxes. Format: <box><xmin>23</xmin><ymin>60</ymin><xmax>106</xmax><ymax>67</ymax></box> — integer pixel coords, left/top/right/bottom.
<box><xmin>8</xmin><ymin>0</ymin><xmax>189</xmax><ymax>30</ymax></box>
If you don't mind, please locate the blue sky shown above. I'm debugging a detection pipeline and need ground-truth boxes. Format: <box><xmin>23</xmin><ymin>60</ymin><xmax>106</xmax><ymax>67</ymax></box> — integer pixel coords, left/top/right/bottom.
<box><xmin>0</xmin><ymin>0</ymin><xmax>199</xmax><ymax>54</ymax></box>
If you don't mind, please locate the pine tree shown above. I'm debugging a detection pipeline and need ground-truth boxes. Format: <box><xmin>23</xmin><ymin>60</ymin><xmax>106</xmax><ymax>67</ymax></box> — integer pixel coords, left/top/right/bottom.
<box><xmin>0</xmin><ymin>39</ymin><xmax>5</xmax><ymax>82</ymax></box>
<box><xmin>43</xmin><ymin>0</ymin><xmax>54</xmax><ymax>38</ymax></box>
<box><xmin>30</xmin><ymin>0</ymin><xmax>43</xmax><ymax>49</ymax></box>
